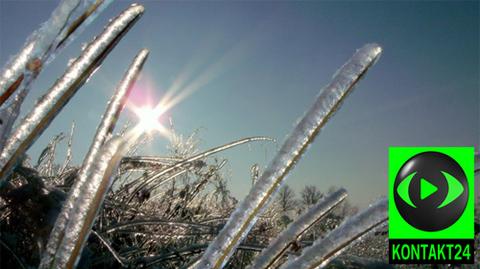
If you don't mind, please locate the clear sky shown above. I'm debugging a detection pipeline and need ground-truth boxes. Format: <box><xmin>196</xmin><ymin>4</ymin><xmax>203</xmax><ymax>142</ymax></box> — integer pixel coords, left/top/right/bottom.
<box><xmin>0</xmin><ymin>1</ymin><xmax>478</xmax><ymax>208</ymax></box>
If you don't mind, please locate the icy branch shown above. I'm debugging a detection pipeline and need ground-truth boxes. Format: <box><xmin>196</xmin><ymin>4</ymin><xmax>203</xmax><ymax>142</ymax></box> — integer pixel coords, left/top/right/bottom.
<box><xmin>120</xmin><ymin>155</ymin><xmax>183</xmax><ymax>172</ymax></box>
<box><xmin>126</xmin><ymin>136</ymin><xmax>274</xmax><ymax>201</ymax></box>
<box><xmin>279</xmin><ymin>198</ymin><xmax>388</xmax><ymax>269</ymax></box>
<box><xmin>41</xmin><ymin>48</ymin><xmax>148</xmax><ymax>268</ymax></box>
<box><xmin>0</xmin><ymin>0</ymin><xmax>112</xmax><ymax>147</ymax></box>
<box><xmin>192</xmin><ymin>44</ymin><xmax>382</xmax><ymax>269</ymax></box>
<box><xmin>0</xmin><ymin>0</ymin><xmax>112</xmax><ymax>98</ymax></box>
<box><xmin>249</xmin><ymin>188</ymin><xmax>347</xmax><ymax>269</ymax></box>
<box><xmin>103</xmin><ymin>219</ymin><xmax>214</xmax><ymax>233</ymax></box>
<box><xmin>53</xmin><ymin>133</ymin><xmax>142</xmax><ymax>268</ymax></box>
<box><xmin>59</xmin><ymin>121</ymin><xmax>76</xmax><ymax>174</ymax></box>
<box><xmin>0</xmin><ymin>0</ymin><xmax>81</xmax><ymax>101</ymax></box>
<box><xmin>0</xmin><ymin>4</ymin><xmax>144</xmax><ymax>183</ymax></box>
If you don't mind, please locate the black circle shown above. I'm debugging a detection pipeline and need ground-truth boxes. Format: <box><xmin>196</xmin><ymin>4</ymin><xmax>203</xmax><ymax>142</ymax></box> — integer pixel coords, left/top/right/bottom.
<box><xmin>394</xmin><ymin>151</ymin><xmax>468</xmax><ymax>231</ymax></box>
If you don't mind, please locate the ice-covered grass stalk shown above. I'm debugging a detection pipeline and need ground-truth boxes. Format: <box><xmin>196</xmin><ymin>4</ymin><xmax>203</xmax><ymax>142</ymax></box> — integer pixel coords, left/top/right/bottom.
<box><xmin>124</xmin><ymin>136</ymin><xmax>274</xmax><ymax>202</ymax></box>
<box><xmin>0</xmin><ymin>0</ymin><xmax>87</xmax><ymax>101</ymax></box>
<box><xmin>192</xmin><ymin>44</ymin><xmax>382</xmax><ymax>269</ymax></box>
<box><xmin>53</xmin><ymin>132</ymin><xmax>142</xmax><ymax>268</ymax></box>
<box><xmin>279</xmin><ymin>198</ymin><xmax>388</xmax><ymax>269</ymax></box>
<box><xmin>103</xmin><ymin>219</ymin><xmax>214</xmax><ymax>233</ymax></box>
<box><xmin>249</xmin><ymin>188</ymin><xmax>348</xmax><ymax>269</ymax></box>
<box><xmin>0</xmin><ymin>4</ymin><xmax>144</xmax><ymax>183</ymax></box>
<box><xmin>54</xmin><ymin>0</ymin><xmax>114</xmax><ymax>53</ymax></box>
<box><xmin>0</xmin><ymin>0</ymin><xmax>112</xmax><ymax>147</ymax></box>
<box><xmin>41</xmin><ymin>49</ymin><xmax>149</xmax><ymax>268</ymax></box>
<box><xmin>120</xmin><ymin>155</ymin><xmax>183</xmax><ymax>172</ymax></box>
<box><xmin>0</xmin><ymin>0</ymin><xmax>113</xmax><ymax>96</ymax></box>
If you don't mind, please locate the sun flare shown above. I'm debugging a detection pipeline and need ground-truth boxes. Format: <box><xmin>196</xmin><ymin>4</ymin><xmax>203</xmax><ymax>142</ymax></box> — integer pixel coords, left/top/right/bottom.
<box><xmin>131</xmin><ymin>105</ymin><xmax>165</xmax><ymax>135</ymax></box>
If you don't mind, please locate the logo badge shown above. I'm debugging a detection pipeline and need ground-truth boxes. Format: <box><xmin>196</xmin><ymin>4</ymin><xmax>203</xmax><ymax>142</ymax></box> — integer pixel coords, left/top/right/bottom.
<box><xmin>389</xmin><ymin>147</ymin><xmax>474</xmax><ymax>264</ymax></box>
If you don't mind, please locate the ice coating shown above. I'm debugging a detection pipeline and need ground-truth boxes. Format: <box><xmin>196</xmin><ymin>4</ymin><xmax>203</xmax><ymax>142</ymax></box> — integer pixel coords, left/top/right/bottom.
<box><xmin>0</xmin><ymin>0</ymin><xmax>81</xmax><ymax>99</ymax></box>
<box><xmin>192</xmin><ymin>44</ymin><xmax>382</xmax><ymax>269</ymax></box>
<box><xmin>0</xmin><ymin>0</ymin><xmax>113</xmax><ymax>96</ymax></box>
<box><xmin>120</xmin><ymin>155</ymin><xmax>183</xmax><ymax>172</ymax></box>
<box><xmin>0</xmin><ymin>4</ymin><xmax>144</xmax><ymax>183</ymax></box>
<box><xmin>249</xmin><ymin>188</ymin><xmax>347</xmax><ymax>269</ymax></box>
<box><xmin>50</xmin><ymin>0</ymin><xmax>114</xmax><ymax>60</ymax></box>
<box><xmin>91</xmin><ymin>230</ymin><xmax>126</xmax><ymax>267</ymax></box>
<box><xmin>59</xmin><ymin>122</ymin><xmax>76</xmax><ymax>174</ymax></box>
<box><xmin>279</xmin><ymin>198</ymin><xmax>388</xmax><ymax>269</ymax></box>
<box><xmin>104</xmin><ymin>219</ymin><xmax>213</xmax><ymax>233</ymax></box>
<box><xmin>0</xmin><ymin>0</ymin><xmax>113</xmax><ymax>148</ymax></box>
<box><xmin>53</xmin><ymin>133</ymin><xmax>141</xmax><ymax>268</ymax></box>
<box><xmin>126</xmin><ymin>136</ymin><xmax>274</xmax><ymax>201</ymax></box>
<box><xmin>40</xmin><ymin>49</ymin><xmax>148</xmax><ymax>268</ymax></box>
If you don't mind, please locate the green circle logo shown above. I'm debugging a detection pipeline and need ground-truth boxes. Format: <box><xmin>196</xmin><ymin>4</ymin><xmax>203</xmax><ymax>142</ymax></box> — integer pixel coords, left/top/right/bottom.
<box><xmin>394</xmin><ymin>151</ymin><xmax>468</xmax><ymax>231</ymax></box>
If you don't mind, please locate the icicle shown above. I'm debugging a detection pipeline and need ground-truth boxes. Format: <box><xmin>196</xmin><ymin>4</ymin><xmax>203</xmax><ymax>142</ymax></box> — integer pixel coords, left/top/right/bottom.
<box><xmin>41</xmin><ymin>48</ymin><xmax>148</xmax><ymax>267</ymax></box>
<box><xmin>279</xmin><ymin>198</ymin><xmax>387</xmax><ymax>269</ymax></box>
<box><xmin>192</xmin><ymin>44</ymin><xmax>382</xmax><ymax>269</ymax></box>
<box><xmin>249</xmin><ymin>188</ymin><xmax>347</xmax><ymax>269</ymax></box>
<box><xmin>53</xmin><ymin>132</ymin><xmax>141</xmax><ymax>268</ymax></box>
<box><xmin>0</xmin><ymin>4</ymin><xmax>144</xmax><ymax>183</ymax></box>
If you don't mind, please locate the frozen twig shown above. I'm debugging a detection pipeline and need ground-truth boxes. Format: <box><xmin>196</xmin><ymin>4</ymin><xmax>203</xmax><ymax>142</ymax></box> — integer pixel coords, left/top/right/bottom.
<box><xmin>42</xmin><ymin>48</ymin><xmax>148</xmax><ymax>267</ymax></box>
<box><xmin>53</xmin><ymin>132</ymin><xmax>142</xmax><ymax>268</ymax></box>
<box><xmin>249</xmin><ymin>188</ymin><xmax>347</xmax><ymax>269</ymax></box>
<box><xmin>192</xmin><ymin>44</ymin><xmax>382</xmax><ymax>269</ymax></box>
<box><xmin>120</xmin><ymin>156</ymin><xmax>183</xmax><ymax>172</ymax></box>
<box><xmin>0</xmin><ymin>4</ymin><xmax>144</xmax><ymax>183</ymax></box>
<box><xmin>279</xmin><ymin>198</ymin><xmax>387</xmax><ymax>269</ymax></box>
<box><xmin>126</xmin><ymin>136</ymin><xmax>274</xmax><ymax>201</ymax></box>
<box><xmin>59</xmin><ymin>122</ymin><xmax>76</xmax><ymax>175</ymax></box>
<box><xmin>103</xmin><ymin>219</ymin><xmax>214</xmax><ymax>233</ymax></box>
<box><xmin>91</xmin><ymin>230</ymin><xmax>127</xmax><ymax>267</ymax></box>
<box><xmin>0</xmin><ymin>0</ymin><xmax>112</xmax><ymax>148</ymax></box>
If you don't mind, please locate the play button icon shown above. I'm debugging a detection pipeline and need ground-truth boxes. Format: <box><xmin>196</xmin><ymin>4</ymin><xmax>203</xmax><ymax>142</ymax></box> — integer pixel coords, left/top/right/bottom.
<box><xmin>420</xmin><ymin>178</ymin><xmax>437</xmax><ymax>200</ymax></box>
<box><xmin>393</xmin><ymin>151</ymin><xmax>469</xmax><ymax>231</ymax></box>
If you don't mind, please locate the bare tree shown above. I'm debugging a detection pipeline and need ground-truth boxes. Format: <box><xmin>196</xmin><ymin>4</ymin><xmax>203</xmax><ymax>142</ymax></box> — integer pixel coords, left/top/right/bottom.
<box><xmin>276</xmin><ymin>185</ymin><xmax>296</xmax><ymax>214</ymax></box>
<box><xmin>300</xmin><ymin>185</ymin><xmax>323</xmax><ymax>209</ymax></box>
<box><xmin>275</xmin><ymin>185</ymin><xmax>296</xmax><ymax>228</ymax></box>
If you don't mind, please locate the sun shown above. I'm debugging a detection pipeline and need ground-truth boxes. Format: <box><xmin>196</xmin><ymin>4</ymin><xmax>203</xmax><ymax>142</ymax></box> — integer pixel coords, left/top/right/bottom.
<box><xmin>131</xmin><ymin>104</ymin><xmax>165</xmax><ymax>135</ymax></box>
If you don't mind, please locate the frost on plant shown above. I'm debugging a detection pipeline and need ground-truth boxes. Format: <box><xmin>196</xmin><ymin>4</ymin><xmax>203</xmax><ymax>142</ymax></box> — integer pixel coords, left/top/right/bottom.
<box><xmin>0</xmin><ymin>4</ymin><xmax>144</xmax><ymax>182</ymax></box>
<box><xmin>193</xmin><ymin>43</ymin><xmax>382</xmax><ymax>269</ymax></box>
<box><xmin>0</xmin><ymin>1</ymin><xmax>390</xmax><ymax>269</ymax></box>
<box><xmin>249</xmin><ymin>188</ymin><xmax>348</xmax><ymax>269</ymax></box>
<box><xmin>0</xmin><ymin>0</ymin><xmax>113</xmax><ymax>149</ymax></box>
<box><xmin>40</xmin><ymin>48</ymin><xmax>149</xmax><ymax>269</ymax></box>
<box><xmin>280</xmin><ymin>198</ymin><xmax>388</xmax><ymax>269</ymax></box>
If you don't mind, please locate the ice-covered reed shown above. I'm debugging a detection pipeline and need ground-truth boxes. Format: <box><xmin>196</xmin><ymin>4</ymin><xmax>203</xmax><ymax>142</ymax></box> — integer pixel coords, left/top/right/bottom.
<box><xmin>279</xmin><ymin>198</ymin><xmax>388</xmax><ymax>269</ymax></box>
<box><xmin>193</xmin><ymin>44</ymin><xmax>382</xmax><ymax>269</ymax></box>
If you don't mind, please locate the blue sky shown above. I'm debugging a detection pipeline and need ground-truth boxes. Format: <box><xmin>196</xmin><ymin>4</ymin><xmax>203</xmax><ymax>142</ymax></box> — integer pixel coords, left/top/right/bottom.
<box><xmin>0</xmin><ymin>1</ymin><xmax>478</xmax><ymax>208</ymax></box>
